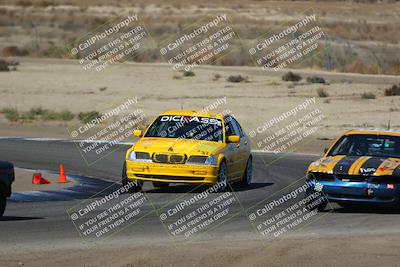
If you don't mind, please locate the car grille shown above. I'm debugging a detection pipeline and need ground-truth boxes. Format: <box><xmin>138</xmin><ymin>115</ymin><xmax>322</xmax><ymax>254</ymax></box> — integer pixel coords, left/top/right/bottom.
<box><xmin>336</xmin><ymin>175</ymin><xmax>368</xmax><ymax>182</ymax></box>
<box><xmin>152</xmin><ymin>153</ymin><xmax>186</xmax><ymax>164</ymax></box>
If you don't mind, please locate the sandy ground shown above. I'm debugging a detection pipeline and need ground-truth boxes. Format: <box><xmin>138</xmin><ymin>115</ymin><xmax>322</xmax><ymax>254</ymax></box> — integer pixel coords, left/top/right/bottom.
<box><xmin>13</xmin><ymin>167</ymin><xmax>74</xmax><ymax>192</ymax></box>
<box><xmin>2</xmin><ymin>234</ymin><xmax>400</xmax><ymax>267</ymax></box>
<box><xmin>0</xmin><ymin>58</ymin><xmax>399</xmax><ymax>154</ymax></box>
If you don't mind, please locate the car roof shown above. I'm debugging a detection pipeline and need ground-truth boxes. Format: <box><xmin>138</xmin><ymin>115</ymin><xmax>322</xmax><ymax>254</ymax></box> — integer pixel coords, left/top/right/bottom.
<box><xmin>159</xmin><ymin>110</ymin><xmax>224</xmax><ymax>119</ymax></box>
<box><xmin>345</xmin><ymin>128</ymin><xmax>400</xmax><ymax>137</ymax></box>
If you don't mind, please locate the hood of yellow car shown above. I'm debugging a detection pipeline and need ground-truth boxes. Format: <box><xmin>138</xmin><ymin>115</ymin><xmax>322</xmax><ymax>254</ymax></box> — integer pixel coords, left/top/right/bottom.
<box><xmin>308</xmin><ymin>155</ymin><xmax>400</xmax><ymax>176</ymax></box>
<box><xmin>133</xmin><ymin>137</ymin><xmax>226</xmax><ymax>156</ymax></box>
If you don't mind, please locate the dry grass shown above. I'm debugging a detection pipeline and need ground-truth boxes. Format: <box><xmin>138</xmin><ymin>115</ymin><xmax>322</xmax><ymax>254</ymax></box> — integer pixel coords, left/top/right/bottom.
<box><xmin>0</xmin><ymin>1</ymin><xmax>399</xmax><ymax>74</ymax></box>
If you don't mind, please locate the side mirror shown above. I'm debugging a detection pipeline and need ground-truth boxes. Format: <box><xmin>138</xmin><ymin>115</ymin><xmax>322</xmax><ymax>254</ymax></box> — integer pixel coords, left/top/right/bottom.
<box><xmin>324</xmin><ymin>147</ymin><xmax>328</xmax><ymax>154</ymax></box>
<box><xmin>133</xmin><ymin>130</ymin><xmax>142</xmax><ymax>137</ymax></box>
<box><xmin>228</xmin><ymin>135</ymin><xmax>240</xmax><ymax>143</ymax></box>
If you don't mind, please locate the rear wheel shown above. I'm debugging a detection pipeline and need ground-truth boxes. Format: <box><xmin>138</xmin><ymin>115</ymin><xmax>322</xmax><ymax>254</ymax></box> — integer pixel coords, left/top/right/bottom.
<box><xmin>121</xmin><ymin>162</ymin><xmax>142</xmax><ymax>194</ymax></box>
<box><xmin>0</xmin><ymin>184</ymin><xmax>7</xmax><ymax>218</ymax></box>
<box><xmin>217</xmin><ymin>161</ymin><xmax>228</xmax><ymax>192</ymax></box>
<box><xmin>152</xmin><ymin>182</ymin><xmax>169</xmax><ymax>189</ymax></box>
<box><xmin>241</xmin><ymin>156</ymin><xmax>252</xmax><ymax>186</ymax></box>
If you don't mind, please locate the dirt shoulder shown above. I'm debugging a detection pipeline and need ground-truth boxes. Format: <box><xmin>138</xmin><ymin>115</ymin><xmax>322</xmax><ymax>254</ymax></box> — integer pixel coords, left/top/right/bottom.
<box><xmin>0</xmin><ymin>58</ymin><xmax>399</xmax><ymax>155</ymax></box>
<box><xmin>2</xmin><ymin>234</ymin><xmax>399</xmax><ymax>267</ymax></box>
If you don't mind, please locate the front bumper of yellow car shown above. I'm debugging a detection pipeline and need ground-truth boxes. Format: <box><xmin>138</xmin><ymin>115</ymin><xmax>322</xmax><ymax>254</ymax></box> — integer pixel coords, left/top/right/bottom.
<box><xmin>125</xmin><ymin>161</ymin><xmax>219</xmax><ymax>185</ymax></box>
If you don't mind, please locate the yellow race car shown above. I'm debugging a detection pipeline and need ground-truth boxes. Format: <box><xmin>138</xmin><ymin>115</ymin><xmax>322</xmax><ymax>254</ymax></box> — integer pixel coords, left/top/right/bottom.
<box><xmin>122</xmin><ymin>110</ymin><xmax>252</xmax><ymax>192</ymax></box>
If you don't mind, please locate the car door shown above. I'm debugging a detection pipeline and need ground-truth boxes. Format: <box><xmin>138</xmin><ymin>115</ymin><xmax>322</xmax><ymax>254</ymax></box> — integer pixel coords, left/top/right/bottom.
<box><xmin>229</xmin><ymin>117</ymin><xmax>250</xmax><ymax>180</ymax></box>
<box><xmin>232</xmin><ymin>117</ymin><xmax>250</xmax><ymax>173</ymax></box>
<box><xmin>224</xmin><ymin>116</ymin><xmax>242</xmax><ymax>180</ymax></box>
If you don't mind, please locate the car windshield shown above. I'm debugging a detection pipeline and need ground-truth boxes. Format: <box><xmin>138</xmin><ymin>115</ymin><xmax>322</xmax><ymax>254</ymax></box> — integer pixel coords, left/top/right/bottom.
<box><xmin>144</xmin><ymin>115</ymin><xmax>224</xmax><ymax>142</ymax></box>
<box><xmin>328</xmin><ymin>134</ymin><xmax>400</xmax><ymax>157</ymax></box>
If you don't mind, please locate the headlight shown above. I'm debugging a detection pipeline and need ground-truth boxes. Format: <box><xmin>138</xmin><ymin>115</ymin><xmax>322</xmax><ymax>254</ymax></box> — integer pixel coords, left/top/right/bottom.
<box><xmin>186</xmin><ymin>155</ymin><xmax>217</xmax><ymax>166</ymax></box>
<box><xmin>128</xmin><ymin>151</ymin><xmax>137</xmax><ymax>161</ymax></box>
<box><xmin>205</xmin><ymin>155</ymin><xmax>217</xmax><ymax>166</ymax></box>
<box><xmin>128</xmin><ymin>151</ymin><xmax>151</xmax><ymax>162</ymax></box>
<box><xmin>186</xmin><ymin>156</ymin><xmax>208</xmax><ymax>164</ymax></box>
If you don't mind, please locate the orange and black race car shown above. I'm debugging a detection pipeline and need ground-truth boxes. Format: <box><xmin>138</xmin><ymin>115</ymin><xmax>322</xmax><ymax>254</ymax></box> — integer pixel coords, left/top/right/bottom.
<box><xmin>306</xmin><ymin>129</ymin><xmax>400</xmax><ymax>210</ymax></box>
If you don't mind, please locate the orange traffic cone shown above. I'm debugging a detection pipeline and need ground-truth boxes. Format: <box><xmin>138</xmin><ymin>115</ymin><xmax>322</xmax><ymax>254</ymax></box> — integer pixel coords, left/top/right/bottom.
<box><xmin>32</xmin><ymin>173</ymin><xmax>51</xmax><ymax>185</ymax></box>
<box><xmin>58</xmin><ymin>164</ymin><xmax>68</xmax><ymax>183</ymax></box>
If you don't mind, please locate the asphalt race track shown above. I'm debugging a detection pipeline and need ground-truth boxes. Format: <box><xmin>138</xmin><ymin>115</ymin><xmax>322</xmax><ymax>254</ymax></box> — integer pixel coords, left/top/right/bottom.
<box><xmin>1</xmin><ymin>138</ymin><xmax>400</xmax><ymax>253</ymax></box>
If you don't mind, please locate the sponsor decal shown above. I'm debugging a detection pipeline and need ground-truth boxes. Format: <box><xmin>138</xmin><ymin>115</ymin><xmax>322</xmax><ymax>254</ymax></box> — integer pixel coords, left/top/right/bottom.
<box><xmin>360</xmin><ymin>157</ymin><xmax>385</xmax><ymax>173</ymax></box>
<box><xmin>359</xmin><ymin>167</ymin><xmax>376</xmax><ymax>174</ymax></box>
<box><xmin>160</xmin><ymin>115</ymin><xmax>222</xmax><ymax>126</ymax></box>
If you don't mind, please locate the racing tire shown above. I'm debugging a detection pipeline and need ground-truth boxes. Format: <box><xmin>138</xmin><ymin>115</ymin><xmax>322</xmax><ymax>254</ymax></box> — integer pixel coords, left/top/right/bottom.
<box><xmin>240</xmin><ymin>156</ymin><xmax>252</xmax><ymax>186</ymax></box>
<box><xmin>0</xmin><ymin>185</ymin><xmax>6</xmax><ymax>218</ymax></box>
<box><xmin>216</xmin><ymin>161</ymin><xmax>228</xmax><ymax>192</ymax></box>
<box><xmin>152</xmin><ymin>182</ymin><xmax>169</xmax><ymax>189</ymax></box>
<box><xmin>121</xmin><ymin>162</ymin><xmax>142</xmax><ymax>194</ymax></box>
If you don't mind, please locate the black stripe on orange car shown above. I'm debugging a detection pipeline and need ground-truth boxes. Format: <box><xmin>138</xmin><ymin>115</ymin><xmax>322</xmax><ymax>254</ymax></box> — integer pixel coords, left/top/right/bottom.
<box><xmin>332</xmin><ymin>156</ymin><xmax>360</xmax><ymax>175</ymax></box>
<box><xmin>359</xmin><ymin>157</ymin><xmax>385</xmax><ymax>175</ymax></box>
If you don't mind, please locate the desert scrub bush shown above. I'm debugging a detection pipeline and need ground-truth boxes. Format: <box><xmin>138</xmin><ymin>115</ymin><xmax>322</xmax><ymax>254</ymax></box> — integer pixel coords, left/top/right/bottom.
<box><xmin>42</xmin><ymin>110</ymin><xmax>74</xmax><ymax>121</ymax></box>
<box><xmin>347</xmin><ymin>61</ymin><xmax>379</xmax><ymax>75</ymax></box>
<box><xmin>1</xmin><ymin>108</ymin><xmax>19</xmax><ymax>122</ymax></box>
<box><xmin>282</xmin><ymin>72</ymin><xmax>301</xmax><ymax>82</ymax></box>
<box><xmin>212</xmin><ymin>73</ymin><xmax>221</xmax><ymax>81</ymax></box>
<box><xmin>29</xmin><ymin>107</ymin><xmax>45</xmax><ymax>116</ymax></box>
<box><xmin>361</xmin><ymin>92</ymin><xmax>376</xmax><ymax>99</ymax></box>
<box><xmin>172</xmin><ymin>74</ymin><xmax>182</xmax><ymax>80</ymax></box>
<box><xmin>183</xmin><ymin>70</ymin><xmax>195</xmax><ymax>77</ymax></box>
<box><xmin>384</xmin><ymin>84</ymin><xmax>400</xmax><ymax>96</ymax></box>
<box><xmin>307</xmin><ymin>76</ymin><xmax>326</xmax><ymax>84</ymax></box>
<box><xmin>1</xmin><ymin>108</ymin><xmax>76</xmax><ymax>122</ymax></box>
<box><xmin>78</xmin><ymin>111</ymin><xmax>101</xmax><ymax>124</ymax></box>
<box><xmin>0</xmin><ymin>59</ymin><xmax>19</xmax><ymax>72</ymax></box>
<box><xmin>16</xmin><ymin>0</ymin><xmax>32</xmax><ymax>7</ymax></box>
<box><xmin>227</xmin><ymin>75</ymin><xmax>248</xmax><ymax>83</ymax></box>
<box><xmin>317</xmin><ymin>88</ymin><xmax>329</xmax><ymax>98</ymax></box>
<box><xmin>2</xmin><ymin>46</ymin><xmax>28</xmax><ymax>57</ymax></box>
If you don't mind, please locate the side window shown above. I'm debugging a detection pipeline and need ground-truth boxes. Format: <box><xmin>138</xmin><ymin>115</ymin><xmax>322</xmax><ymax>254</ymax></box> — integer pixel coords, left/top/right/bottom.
<box><xmin>224</xmin><ymin>116</ymin><xmax>235</xmax><ymax>137</ymax></box>
<box><xmin>229</xmin><ymin>118</ymin><xmax>241</xmax><ymax>136</ymax></box>
<box><xmin>232</xmin><ymin>118</ymin><xmax>244</xmax><ymax>137</ymax></box>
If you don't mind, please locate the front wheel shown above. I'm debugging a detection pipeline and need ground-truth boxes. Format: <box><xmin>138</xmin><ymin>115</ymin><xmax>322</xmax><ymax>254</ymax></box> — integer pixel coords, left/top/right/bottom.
<box><xmin>216</xmin><ymin>161</ymin><xmax>228</xmax><ymax>192</ymax></box>
<box><xmin>121</xmin><ymin>162</ymin><xmax>142</xmax><ymax>194</ymax></box>
<box><xmin>240</xmin><ymin>156</ymin><xmax>252</xmax><ymax>186</ymax></box>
